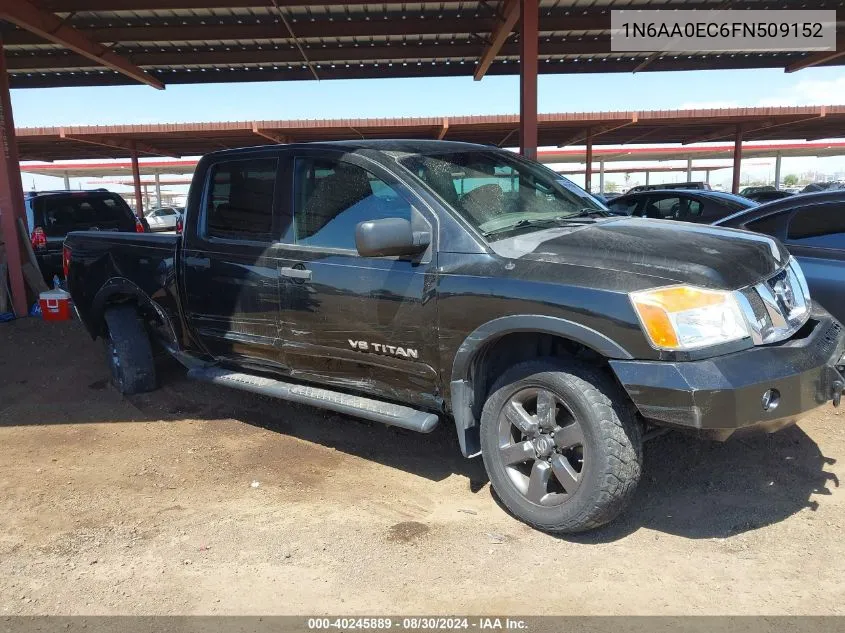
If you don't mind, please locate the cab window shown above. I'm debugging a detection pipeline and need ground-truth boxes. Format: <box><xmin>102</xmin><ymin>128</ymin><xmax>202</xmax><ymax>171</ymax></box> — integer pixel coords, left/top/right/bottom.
<box><xmin>205</xmin><ymin>158</ymin><xmax>278</xmax><ymax>241</ymax></box>
<box><xmin>293</xmin><ymin>157</ymin><xmax>411</xmax><ymax>251</ymax></box>
<box><xmin>786</xmin><ymin>204</ymin><xmax>845</xmax><ymax>250</ymax></box>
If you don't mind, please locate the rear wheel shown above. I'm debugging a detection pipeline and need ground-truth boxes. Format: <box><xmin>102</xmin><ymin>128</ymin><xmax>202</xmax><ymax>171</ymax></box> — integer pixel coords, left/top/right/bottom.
<box><xmin>103</xmin><ymin>304</ymin><xmax>156</xmax><ymax>395</ymax></box>
<box><xmin>480</xmin><ymin>358</ymin><xmax>642</xmax><ymax>534</ymax></box>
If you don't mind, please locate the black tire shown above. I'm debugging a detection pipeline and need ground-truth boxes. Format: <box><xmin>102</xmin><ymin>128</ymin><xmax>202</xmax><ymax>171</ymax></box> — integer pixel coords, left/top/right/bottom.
<box><xmin>103</xmin><ymin>304</ymin><xmax>156</xmax><ymax>395</ymax></box>
<box><xmin>480</xmin><ymin>358</ymin><xmax>642</xmax><ymax>534</ymax></box>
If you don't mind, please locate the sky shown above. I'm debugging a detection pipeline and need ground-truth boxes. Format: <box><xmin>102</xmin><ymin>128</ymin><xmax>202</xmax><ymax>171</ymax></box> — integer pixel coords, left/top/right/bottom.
<box><xmin>12</xmin><ymin>64</ymin><xmax>845</xmax><ymax>193</ymax></box>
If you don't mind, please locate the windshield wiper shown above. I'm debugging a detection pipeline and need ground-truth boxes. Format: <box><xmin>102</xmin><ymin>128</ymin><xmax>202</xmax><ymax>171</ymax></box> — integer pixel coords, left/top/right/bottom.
<box><xmin>481</xmin><ymin>209</ymin><xmax>613</xmax><ymax>237</ymax></box>
<box><xmin>481</xmin><ymin>217</ymin><xmax>558</xmax><ymax>237</ymax></box>
<box><xmin>556</xmin><ymin>208</ymin><xmax>613</xmax><ymax>220</ymax></box>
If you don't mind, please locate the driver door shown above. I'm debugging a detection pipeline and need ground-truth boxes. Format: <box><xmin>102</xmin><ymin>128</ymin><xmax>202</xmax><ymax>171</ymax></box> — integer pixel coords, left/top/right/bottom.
<box><xmin>273</xmin><ymin>150</ymin><xmax>441</xmax><ymax>409</ymax></box>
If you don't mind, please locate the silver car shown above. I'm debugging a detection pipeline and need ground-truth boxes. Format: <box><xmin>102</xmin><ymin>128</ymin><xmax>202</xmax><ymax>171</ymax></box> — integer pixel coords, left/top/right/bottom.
<box><xmin>145</xmin><ymin>206</ymin><xmax>183</xmax><ymax>232</ymax></box>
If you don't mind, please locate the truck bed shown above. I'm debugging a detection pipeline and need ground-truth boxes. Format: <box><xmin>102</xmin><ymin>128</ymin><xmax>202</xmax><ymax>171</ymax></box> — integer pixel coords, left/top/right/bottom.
<box><xmin>65</xmin><ymin>231</ymin><xmax>182</xmax><ymax>346</ymax></box>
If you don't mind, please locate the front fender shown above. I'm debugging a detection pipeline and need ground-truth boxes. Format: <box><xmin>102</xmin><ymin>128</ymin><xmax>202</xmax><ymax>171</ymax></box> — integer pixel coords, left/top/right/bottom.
<box><xmin>448</xmin><ymin>314</ymin><xmax>633</xmax><ymax>457</ymax></box>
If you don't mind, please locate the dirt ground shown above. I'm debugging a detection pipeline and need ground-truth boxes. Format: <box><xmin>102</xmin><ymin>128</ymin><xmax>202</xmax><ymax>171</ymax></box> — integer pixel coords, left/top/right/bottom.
<box><xmin>1</xmin><ymin>317</ymin><xmax>844</xmax><ymax>616</ymax></box>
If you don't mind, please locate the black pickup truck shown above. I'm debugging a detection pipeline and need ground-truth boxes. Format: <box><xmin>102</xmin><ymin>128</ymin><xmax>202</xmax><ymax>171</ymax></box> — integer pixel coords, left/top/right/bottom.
<box><xmin>65</xmin><ymin>140</ymin><xmax>845</xmax><ymax>534</ymax></box>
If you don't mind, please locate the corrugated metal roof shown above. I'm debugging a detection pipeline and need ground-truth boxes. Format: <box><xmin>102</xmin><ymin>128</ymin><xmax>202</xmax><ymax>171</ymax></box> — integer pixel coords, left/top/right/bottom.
<box><xmin>13</xmin><ymin>106</ymin><xmax>845</xmax><ymax>161</ymax></box>
<box><xmin>3</xmin><ymin>0</ymin><xmax>842</xmax><ymax>88</ymax></box>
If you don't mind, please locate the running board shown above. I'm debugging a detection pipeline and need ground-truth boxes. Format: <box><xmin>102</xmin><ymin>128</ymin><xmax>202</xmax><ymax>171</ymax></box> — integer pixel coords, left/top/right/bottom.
<box><xmin>187</xmin><ymin>367</ymin><xmax>439</xmax><ymax>433</ymax></box>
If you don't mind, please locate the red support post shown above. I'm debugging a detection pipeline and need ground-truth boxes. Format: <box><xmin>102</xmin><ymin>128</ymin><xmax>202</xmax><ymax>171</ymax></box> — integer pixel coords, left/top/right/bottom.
<box><xmin>130</xmin><ymin>144</ymin><xmax>144</xmax><ymax>218</ymax></box>
<box><xmin>732</xmin><ymin>124</ymin><xmax>743</xmax><ymax>194</ymax></box>
<box><xmin>519</xmin><ymin>0</ymin><xmax>538</xmax><ymax>160</ymax></box>
<box><xmin>584</xmin><ymin>128</ymin><xmax>593</xmax><ymax>193</ymax></box>
<box><xmin>0</xmin><ymin>39</ymin><xmax>28</xmax><ymax>317</ymax></box>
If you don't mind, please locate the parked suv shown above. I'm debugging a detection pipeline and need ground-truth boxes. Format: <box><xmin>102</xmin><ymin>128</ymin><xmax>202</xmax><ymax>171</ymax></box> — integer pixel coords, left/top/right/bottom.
<box><xmin>606</xmin><ymin>189</ymin><xmax>756</xmax><ymax>223</ymax></box>
<box><xmin>626</xmin><ymin>181</ymin><xmax>711</xmax><ymax>193</ymax></box>
<box><xmin>714</xmin><ymin>190</ymin><xmax>845</xmax><ymax>325</ymax></box>
<box><xmin>25</xmin><ymin>189</ymin><xmax>145</xmax><ymax>282</ymax></box>
<box><xmin>145</xmin><ymin>206</ymin><xmax>184</xmax><ymax>232</ymax></box>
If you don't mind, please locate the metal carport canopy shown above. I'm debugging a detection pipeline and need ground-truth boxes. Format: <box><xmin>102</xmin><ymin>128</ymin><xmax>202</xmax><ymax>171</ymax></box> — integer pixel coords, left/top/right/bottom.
<box><xmin>2</xmin><ymin>0</ymin><xmax>845</xmax><ymax>89</ymax></box>
<box><xmin>1</xmin><ymin>0</ymin><xmax>844</xmax><ymax>317</ymax></box>
<box><xmin>14</xmin><ymin>107</ymin><xmax>845</xmax><ymax>161</ymax></box>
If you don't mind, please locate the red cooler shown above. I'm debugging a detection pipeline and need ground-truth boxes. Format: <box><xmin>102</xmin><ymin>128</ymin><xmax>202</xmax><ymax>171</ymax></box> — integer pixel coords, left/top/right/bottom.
<box><xmin>39</xmin><ymin>288</ymin><xmax>73</xmax><ymax>322</ymax></box>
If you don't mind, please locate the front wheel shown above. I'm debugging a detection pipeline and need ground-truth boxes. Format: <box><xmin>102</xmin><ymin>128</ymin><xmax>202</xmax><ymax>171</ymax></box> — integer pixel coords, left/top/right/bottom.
<box><xmin>480</xmin><ymin>359</ymin><xmax>642</xmax><ymax>534</ymax></box>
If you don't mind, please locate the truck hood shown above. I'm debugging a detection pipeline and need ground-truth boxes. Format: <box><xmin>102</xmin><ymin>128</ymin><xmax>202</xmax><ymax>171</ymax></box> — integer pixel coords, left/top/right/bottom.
<box><xmin>489</xmin><ymin>217</ymin><xmax>789</xmax><ymax>289</ymax></box>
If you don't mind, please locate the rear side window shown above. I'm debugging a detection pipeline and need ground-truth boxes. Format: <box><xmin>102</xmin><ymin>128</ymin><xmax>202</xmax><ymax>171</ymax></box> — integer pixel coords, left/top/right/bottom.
<box><xmin>607</xmin><ymin>198</ymin><xmax>639</xmax><ymax>216</ymax></box>
<box><xmin>34</xmin><ymin>194</ymin><xmax>135</xmax><ymax>236</ymax></box>
<box><xmin>744</xmin><ymin>212</ymin><xmax>785</xmax><ymax>238</ymax></box>
<box><xmin>643</xmin><ymin>196</ymin><xmax>682</xmax><ymax>219</ymax></box>
<box><xmin>206</xmin><ymin>158</ymin><xmax>278</xmax><ymax>240</ymax></box>
<box><xmin>786</xmin><ymin>204</ymin><xmax>845</xmax><ymax>249</ymax></box>
<box><xmin>677</xmin><ymin>198</ymin><xmax>702</xmax><ymax>219</ymax></box>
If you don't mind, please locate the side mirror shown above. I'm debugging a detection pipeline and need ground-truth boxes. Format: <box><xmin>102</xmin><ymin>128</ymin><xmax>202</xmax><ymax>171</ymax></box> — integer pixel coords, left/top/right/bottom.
<box><xmin>355</xmin><ymin>217</ymin><xmax>430</xmax><ymax>258</ymax></box>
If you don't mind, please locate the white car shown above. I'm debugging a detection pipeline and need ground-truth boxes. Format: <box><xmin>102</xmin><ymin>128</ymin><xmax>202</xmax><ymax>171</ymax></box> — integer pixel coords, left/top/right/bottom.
<box><xmin>145</xmin><ymin>206</ymin><xmax>183</xmax><ymax>232</ymax></box>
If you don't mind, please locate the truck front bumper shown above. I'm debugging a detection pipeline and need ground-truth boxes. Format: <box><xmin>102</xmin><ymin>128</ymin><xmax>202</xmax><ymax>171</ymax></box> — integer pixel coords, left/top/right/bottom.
<box><xmin>609</xmin><ymin>310</ymin><xmax>845</xmax><ymax>440</ymax></box>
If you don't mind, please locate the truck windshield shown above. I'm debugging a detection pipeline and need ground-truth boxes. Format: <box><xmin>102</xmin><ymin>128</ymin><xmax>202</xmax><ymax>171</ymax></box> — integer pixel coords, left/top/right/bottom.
<box><xmin>399</xmin><ymin>150</ymin><xmax>607</xmax><ymax>239</ymax></box>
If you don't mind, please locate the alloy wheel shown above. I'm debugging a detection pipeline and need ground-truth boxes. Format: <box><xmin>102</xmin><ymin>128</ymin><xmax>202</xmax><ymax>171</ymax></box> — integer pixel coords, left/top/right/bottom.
<box><xmin>497</xmin><ymin>387</ymin><xmax>586</xmax><ymax>506</ymax></box>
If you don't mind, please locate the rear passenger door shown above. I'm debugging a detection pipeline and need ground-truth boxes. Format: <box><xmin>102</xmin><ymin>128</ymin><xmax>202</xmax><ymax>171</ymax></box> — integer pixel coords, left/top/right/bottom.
<box><xmin>274</xmin><ymin>149</ymin><xmax>440</xmax><ymax>409</ymax></box>
<box><xmin>181</xmin><ymin>152</ymin><xmax>289</xmax><ymax>371</ymax></box>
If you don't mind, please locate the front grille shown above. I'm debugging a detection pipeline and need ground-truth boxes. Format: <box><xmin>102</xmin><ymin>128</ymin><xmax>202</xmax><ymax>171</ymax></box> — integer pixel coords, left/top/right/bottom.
<box><xmin>742</xmin><ymin>287</ymin><xmax>768</xmax><ymax>325</ymax></box>
<box><xmin>737</xmin><ymin>258</ymin><xmax>811</xmax><ymax>345</ymax></box>
<box><xmin>820</xmin><ymin>321</ymin><xmax>842</xmax><ymax>357</ymax></box>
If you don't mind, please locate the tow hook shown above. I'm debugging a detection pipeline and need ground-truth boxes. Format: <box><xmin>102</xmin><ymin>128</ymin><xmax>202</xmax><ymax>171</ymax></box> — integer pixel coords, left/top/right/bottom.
<box><xmin>833</xmin><ymin>381</ymin><xmax>844</xmax><ymax>408</ymax></box>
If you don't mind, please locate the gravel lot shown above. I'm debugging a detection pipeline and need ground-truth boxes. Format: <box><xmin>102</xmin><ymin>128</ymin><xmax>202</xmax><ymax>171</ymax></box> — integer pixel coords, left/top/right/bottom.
<box><xmin>1</xmin><ymin>317</ymin><xmax>844</xmax><ymax>615</ymax></box>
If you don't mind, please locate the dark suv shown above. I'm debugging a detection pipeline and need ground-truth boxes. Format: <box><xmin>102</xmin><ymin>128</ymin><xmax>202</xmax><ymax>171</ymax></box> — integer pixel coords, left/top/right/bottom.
<box><xmin>626</xmin><ymin>181</ymin><xmax>711</xmax><ymax>193</ymax></box>
<box><xmin>714</xmin><ymin>190</ymin><xmax>845</xmax><ymax>326</ymax></box>
<box><xmin>606</xmin><ymin>189</ymin><xmax>756</xmax><ymax>223</ymax></box>
<box><xmin>24</xmin><ymin>190</ymin><xmax>144</xmax><ymax>282</ymax></box>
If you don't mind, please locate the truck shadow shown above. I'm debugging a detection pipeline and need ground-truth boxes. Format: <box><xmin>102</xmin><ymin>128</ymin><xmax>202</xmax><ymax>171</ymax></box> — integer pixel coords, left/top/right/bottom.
<box><xmin>142</xmin><ymin>359</ymin><xmax>490</xmax><ymax>486</ymax></box>
<box><xmin>154</xmin><ymin>361</ymin><xmax>838</xmax><ymax>541</ymax></box>
<box><xmin>561</xmin><ymin>426</ymin><xmax>839</xmax><ymax>542</ymax></box>
<box><xmin>1</xmin><ymin>318</ymin><xmax>836</xmax><ymax>542</ymax></box>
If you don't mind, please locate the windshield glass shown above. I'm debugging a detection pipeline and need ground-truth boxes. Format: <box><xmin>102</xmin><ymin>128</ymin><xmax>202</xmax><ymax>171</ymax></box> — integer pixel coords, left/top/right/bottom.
<box><xmin>398</xmin><ymin>150</ymin><xmax>606</xmax><ymax>239</ymax></box>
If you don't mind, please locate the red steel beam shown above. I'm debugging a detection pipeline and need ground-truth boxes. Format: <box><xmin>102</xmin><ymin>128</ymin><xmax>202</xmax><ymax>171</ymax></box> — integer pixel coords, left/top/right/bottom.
<box><xmin>786</xmin><ymin>30</ymin><xmax>844</xmax><ymax>73</ymax></box>
<box><xmin>474</xmin><ymin>0</ymin><xmax>520</xmax><ymax>81</ymax></box>
<box><xmin>0</xmin><ymin>0</ymin><xmax>164</xmax><ymax>89</ymax></box>
<box><xmin>130</xmin><ymin>144</ymin><xmax>144</xmax><ymax>218</ymax></box>
<box><xmin>59</xmin><ymin>131</ymin><xmax>178</xmax><ymax>157</ymax></box>
<box><xmin>632</xmin><ymin>52</ymin><xmax>662</xmax><ymax>74</ymax></box>
<box><xmin>0</xmin><ymin>40</ymin><xmax>28</xmax><ymax>316</ymax></box>
<box><xmin>684</xmin><ymin>110</ymin><xmax>827</xmax><ymax>144</ymax></box>
<box><xmin>436</xmin><ymin>118</ymin><xmax>449</xmax><ymax>140</ymax></box>
<box><xmin>251</xmin><ymin>124</ymin><xmax>288</xmax><ymax>143</ymax></box>
<box><xmin>519</xmin><ymin>0</ymin><xmax>539</xmax><ymax>160</ymax></box>
<box><xmin>557</xmin><ymin>115</ymin><xmax>638</xmax><ymax>147</ymax></box>
<box><xmin>732</xmin><ymin>124</ymin><xmax>743</xmax><ymax>194</ymax></box>
<box><xmin>785</xmin><ymin>49</ymin><xmax>845</xmax><ymax>73</ymax></box>
<box><xmin>584</xmin><ymin>128</ymin><xmax>594</xmax><ymax>193</ymax></box>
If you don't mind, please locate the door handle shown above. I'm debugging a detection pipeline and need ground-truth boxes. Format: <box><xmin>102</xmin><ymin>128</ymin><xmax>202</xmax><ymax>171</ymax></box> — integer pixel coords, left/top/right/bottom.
<box><xmin>280</xmin><ymin>266</ymin><xmax>312</xmax><ymax>280</ymax></box>
<box><xmin>185</xmin><ymin>255</ymin><xmax>211</xmax><ymax>270</ymax></box>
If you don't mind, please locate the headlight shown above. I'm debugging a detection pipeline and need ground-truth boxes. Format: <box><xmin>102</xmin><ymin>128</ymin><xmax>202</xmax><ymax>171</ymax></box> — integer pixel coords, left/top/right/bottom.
<box><xmin>630</xmin><ymin>286</ymin><xmax>750</xmax><ymax>351</ymax></box>
<box><xmin>788</xmin><ymin>257</ymin><xmax>811</xmax><ymax>306</ymax></box>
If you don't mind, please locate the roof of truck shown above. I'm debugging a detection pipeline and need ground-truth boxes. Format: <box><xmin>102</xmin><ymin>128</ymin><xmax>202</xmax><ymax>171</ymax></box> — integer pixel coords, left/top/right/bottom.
<box><xmin>205</xmin><ymin>139</ymin><xmax>498</xmax><ymax>159</ymax></box>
